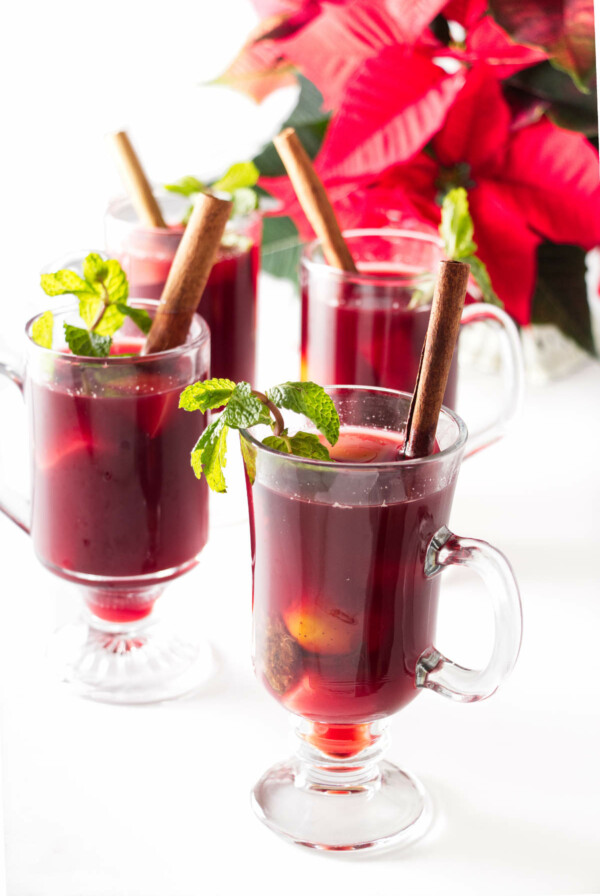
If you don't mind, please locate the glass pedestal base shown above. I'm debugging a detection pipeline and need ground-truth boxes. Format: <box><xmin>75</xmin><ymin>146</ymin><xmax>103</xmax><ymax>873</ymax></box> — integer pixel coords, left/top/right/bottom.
<box><xmin>252</xmin><ymin>720</ymin><xmax>432</xmax><ymax>852</ymax></box>
<box><xmin>49</xmin><ymin>610</ymin><xmax>213</xmax><ymax>704</ymax></box>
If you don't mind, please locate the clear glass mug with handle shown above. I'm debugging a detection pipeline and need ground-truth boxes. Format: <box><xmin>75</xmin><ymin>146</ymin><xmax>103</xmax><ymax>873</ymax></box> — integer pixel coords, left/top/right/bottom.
<box><xmin>301</xmin><ymin>229</ymin><xmax>524</xmax><ymax>455</ymax></box>
<box><xmin>243</xmin><ymin>385</ymin><xmax>522</xmax><ymax>851</ymax></box>
<box><xmin>0</xmin><ymin>300</ymin><xmax>213</xmax><ymax>703</ymax></box>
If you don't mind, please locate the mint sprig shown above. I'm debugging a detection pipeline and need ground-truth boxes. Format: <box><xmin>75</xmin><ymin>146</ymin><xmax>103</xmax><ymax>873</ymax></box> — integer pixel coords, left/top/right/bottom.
<box><xmin>165</xmin><ymin>160</ymin><xmax>260</xmax><ymax>227</ymax></box>
<box><xmin>439</xmin><ymin>188</ymin><xmax>502</xmax><ymax>308</ymax></box>
<box><xmin>31</xmin><ymin>310</ymin><xmax>54</xmax><ymax>349</ymax></box>
<box><xmin>179</xmin><ymin>378</ymin><xmax>340</xmax><ymax>492</ymax></box>
<box><xmin>36</xmin><ymin>253</ymin><xmax>152</xmax><ymax>356</ymax></box>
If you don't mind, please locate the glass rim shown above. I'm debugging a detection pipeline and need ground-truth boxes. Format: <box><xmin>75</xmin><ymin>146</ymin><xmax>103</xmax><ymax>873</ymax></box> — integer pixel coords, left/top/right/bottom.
<box><xmin>105</xmin><ymin>187</ymin><xmax>262</xmax><ymax>233</ymax></box>
<box><xmin>241</xmin><ymin>385</ymin><xmax>468</xmax><ymax>470</ymax></box>
<box><xmin>25</xmin><ymin>298</ymin><xmax>210</xmax><ymax>364</ymax></box>
<box><xmin>301</xmin><ymin>228</ymin><xmax>444</xmax><ymax>287</ymax></box>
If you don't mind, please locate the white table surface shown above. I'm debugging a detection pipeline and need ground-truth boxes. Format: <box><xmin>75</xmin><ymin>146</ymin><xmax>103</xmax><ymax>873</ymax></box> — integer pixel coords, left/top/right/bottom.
<box><xmin>1</xmin><ymin>274</ymin><xmax>599</xmax><ymax>896</ymax></box>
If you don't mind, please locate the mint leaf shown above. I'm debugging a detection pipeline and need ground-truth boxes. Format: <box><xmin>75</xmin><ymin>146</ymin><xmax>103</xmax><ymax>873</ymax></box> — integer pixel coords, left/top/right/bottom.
<box><xmin>262</xmin><ymin>431</ymin><xmax>330</xmax><ymax>460</ymax></box>
<box><xmin>41</xmin><ymin>270</ymin><xmax>91</xmax><ymax>297</ymax></box>
<box><xmin>440</xmin><ymin>189</ymin><xmax>502</xmax><ymax>307</ymax></box>
<box><xmin>93</xmin><ymin>304</ymin><xmax>126</xmax><ymax>337</ymax></box>
<box><xmin>267</xmin><ymin>382</ymin><xmax>339</xmax><ymax>446</ymax></box>
<box><xmin>463</xmin><ymin>256</ymin><xmax>503</xmax><ymax>308</ymax></box>
<box><xmin>212</xmin><ymin>161</ymin><xmax>259</xmax><ymax>194</ymax></box>
<box><xmin>440</xmin><ymin>187</ymin><xmax>477</xmax><ymax>261</ymax></box>
<box><xmin>191</xmin><ymin>417</ymin><xmax>229</xmax><ymax>492</ymax></box>
<box><xmin>164</xmin><ymin>176</ymin><xmax>205</xmax><ymax>197</ymax></box>
<box><xmin>288</xmin><ymin>431</ymin><xmax>331</xmax><ymax>460</ymax></box>
<box><xmin>31</xmin><ymin>311</ymin><xmax>54</xmax><ymax>349</ymax></box>
<box><xmin>79</xmin><ymin>294</ymin><xmax>104</xmax><ymax>329</ymax></box>
<box><xmin>82</xmin><ymin>253</ymin><xmax>108</xmax><ymax>285</ymax></box>
<box><xmin>116</xmin><ymin>303</ymin><xmax>153</xmax><ymax>335</ymax></box>
<box><xmin>101</xmin><ymin>258</ymin><xmax>129</xmax><ymax>305</ymax></box>
<box><xmin>262</xmin><ymin>434</ymin><xmax>291</xmax><ymax>453</ymax></box>
<box><xmin>180</xmin><ymin>378</ymin><xmax>237</xmax><ymax>412</ymax></box>
<box><xmin>63</xmin><ymin>324</ymin><xmax>111</xmax><ymax>357</ymax></box>
<box><xmin>239</xmin><ymin>435</ymin><xmax>257</xmax><ymax>485</ymax></box>
<box><xmin>231</xmin><ymin>187</ymin><xmax>259</xmax><ymax>218</ymax></box>
<box><xmin>222</xmin><ymin>381</ymin><xmax>270</xmax><ymax>428</ymax></box>
<box><xmin>182</xmin><ymin>378</ymin><xmax>341</xmax><ymax>491</ymax></box>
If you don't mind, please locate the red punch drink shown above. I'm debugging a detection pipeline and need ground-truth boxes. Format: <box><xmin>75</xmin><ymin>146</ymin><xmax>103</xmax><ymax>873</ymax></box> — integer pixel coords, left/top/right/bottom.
<box><xmin>30</xmin><ymin>338</ymin><xmax>209</xmax><ymax>623</ymax></box>
<box><xmin>300</xmin><ymin>230</ymin><xmax>459</xmax><ymax>408</ymax></box>
<box><xmin>1</xmin><ymin>301</ymin><xmax>217</xmax><ymax>703</ymax></box>
<box><xmin>26</xmin><ymin>303</ymin><xmax>210</xmax><ymax>626</ymax></box>
<box><xmin>105</xmin><ymin>193</ymin><xmax>261</xmax><ymax>383</ymax></box>
<box><xmin>250</xmin><ymin>425</ymin><xmax>453</xmax><ymax>727</ymax></box>
<box><xmin>245</xmin><ymin>386</ymin><xmax>522</xmax><ymax>851</ymax></box>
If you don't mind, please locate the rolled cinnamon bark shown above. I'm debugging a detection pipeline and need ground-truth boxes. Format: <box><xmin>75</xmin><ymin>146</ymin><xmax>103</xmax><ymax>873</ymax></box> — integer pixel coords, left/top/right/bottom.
<box><xmin>404</xmin><ymin>260</ymin><xmax>470</xmax><ymax>459</ymax></box>
<box><xmin>273</xmin><ymin>127</ymin><xmax>357</xmax><ymax>272</ymax></box>
<box><xmin>108</xmin><ymin>131</ymin><xmax>167</xmax><ymax>229</ymax></box>
<box><xmin>142</xmin><ymin>193</ymin><xmax>232</xmax><ymax>355</ymax></box>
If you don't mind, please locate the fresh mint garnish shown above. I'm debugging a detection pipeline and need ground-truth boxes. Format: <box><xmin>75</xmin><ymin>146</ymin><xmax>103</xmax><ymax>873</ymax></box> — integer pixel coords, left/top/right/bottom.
<box><xmin>179</xmin><ymin>378</ymin><xmax>340</xmax><ymax>492</ymax></box>
<box><xmin>63</xmin><ymin>324</ymin><xmax>112</xmax><ymax>358</ymax></box>
<box><xmin>266</xmin><ymin>381</ymin><xmax>339</xmax><ymax>446</ymax></box>
<box><xmin>38</xmin><ymin>253</ymin><xmax>152</xmax><ymax>356</ymax></box>
<box><xmin>166</xmin><ymin>160</ymin><xmax>259</xmax><ymax>227</ymax></box>
<box><xmin>179</xmin><ymin>378</ymin><xmax>237</xmax><ymax>411</ymax></box>
<box><xmin>263</xmin><ymin>431</ymin><xmax>330</xmax><ymax>460</ymax></box>
<box><xmin>116</xmin><ymin>303</ymin><xmax>153</xmax><ymax>335</ymax></box>
<box><xmin>212</xmin><ymin>161</ymin><xmax>260</xmax><ymax>194</ymax></box>
<box><xmin>31</xmin><ymin>310</ymin><xmax>54</xmax><ymax>349</ymax></box>
<box><xmin>440</xmin><ymin>188</ymin><xmax>502</xmax><ymax>308</ymax></box>
<box><xmin>191</xmin><ymin>417</ymin><xmax>230</xmax><ymax>492</ymax></box>
<box><xmin>164</xmin><ymin>175</ymin><xmax>205</xmax><ymax>197</ymax></box>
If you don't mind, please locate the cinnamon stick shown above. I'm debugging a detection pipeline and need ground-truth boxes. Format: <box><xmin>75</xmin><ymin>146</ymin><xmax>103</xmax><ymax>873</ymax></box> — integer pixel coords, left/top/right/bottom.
<box><xmin>403</xmin><ymin>260</ymin><xmax>470</xmax><ymax>459</ymax></box>
<box><xmin>108</xmin><ymin>131</ymin><xmax>167</xmax><ymax>229</ymax></box>
<box><xmin>142</xmin><ymin>193</ymin><xmax>232</xmax><ymax>355</ymax></box>
<box><xmin>273</xmin><ymin>127</ymin><xmax>357</xmax><ymax>272</ymax></box>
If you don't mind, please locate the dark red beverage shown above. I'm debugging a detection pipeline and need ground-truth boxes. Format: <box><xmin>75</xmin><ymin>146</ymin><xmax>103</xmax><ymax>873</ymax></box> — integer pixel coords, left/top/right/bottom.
<box><xmin>197</xmin><ymin>240</ymin><xmax>260</xmax><ymax>382</ymax></box>
<box><xmin>301</xmin><ymin>263</ymin><xmax>458</xmax><ymax>409</ymax></box>
<box><xmin>107</xmin><ymin>206</ymin><xmax>261</xmax><ymax>384</ymax></box>
<box><xmin>29</xmin><ymin>338</ymin><xmax>209</xmax><ymax>623</ymax></box>
<box><xmin>251</xmin><ymin>426</ymin><xmax>456</xmax><ymax>729</ymax></box>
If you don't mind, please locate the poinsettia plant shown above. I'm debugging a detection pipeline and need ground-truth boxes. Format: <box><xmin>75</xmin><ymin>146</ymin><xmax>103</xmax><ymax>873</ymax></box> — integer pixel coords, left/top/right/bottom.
<box><xmin>216</xmin><ymin>0</ymin><xmax>598</xmax><ymax>354</ymax></box>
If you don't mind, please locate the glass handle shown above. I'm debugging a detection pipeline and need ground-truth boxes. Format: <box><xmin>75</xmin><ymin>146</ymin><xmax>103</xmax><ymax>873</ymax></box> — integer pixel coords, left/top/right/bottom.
<box><xmin>459</xmin><ymin>303</ymin><xmax>525</xmax><ymax>457</ymax></box>
<box><xmin>0</xmin><ymin>359</ymin><xmax>30</xmax><ymax>533</ymax></box>
<box><xmin>416</xmin><ymin>526</ymin><xmax>522</xmax><ymax>702</ymax></box>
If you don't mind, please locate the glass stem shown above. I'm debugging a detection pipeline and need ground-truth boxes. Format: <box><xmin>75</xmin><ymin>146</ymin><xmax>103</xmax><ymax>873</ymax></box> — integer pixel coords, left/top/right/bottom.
<box><xmin>293</xmin><ymin>719</ymin><xmax>390</xmax><ymax>793</ymax></box>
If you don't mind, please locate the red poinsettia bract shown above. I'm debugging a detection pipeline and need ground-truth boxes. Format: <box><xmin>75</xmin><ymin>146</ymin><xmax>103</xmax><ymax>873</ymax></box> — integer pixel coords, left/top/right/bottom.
<box><xmin>335</xmin><ymin>66</ymin><xmax>600</xmax><ymax>324</ymax></box>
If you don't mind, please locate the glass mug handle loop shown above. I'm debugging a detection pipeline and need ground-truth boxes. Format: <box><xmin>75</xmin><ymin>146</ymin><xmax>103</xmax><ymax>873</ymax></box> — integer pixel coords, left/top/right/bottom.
<box><xmin>460</xmin><ymin>303</ymin><xmax>525</xmax><ymax>458</ymax></box>
<box><xmin>0</xmin><ymin>357</ymin><xmax>30</xmax><ymax>532</ymax></box>
<box><xmin>416</xmin><ymin>526</ymin><xmax>522</xmax><ymax>702</ymax></box>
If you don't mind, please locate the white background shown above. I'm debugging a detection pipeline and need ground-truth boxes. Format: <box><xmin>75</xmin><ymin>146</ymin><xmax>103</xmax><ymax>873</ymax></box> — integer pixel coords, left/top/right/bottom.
<box><xmin>1</xmin><ymin>2</ymin><xmax>600</xmax><ymax>895</ymax></box>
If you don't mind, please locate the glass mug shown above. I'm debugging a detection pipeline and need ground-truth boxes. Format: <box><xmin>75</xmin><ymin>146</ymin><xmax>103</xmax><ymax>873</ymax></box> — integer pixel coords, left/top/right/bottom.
<box><xmin>105</xmin><ymin>190</ymin><xmax>262</xmax><ymax>384</ymax></box>
<box><xmin>242</xmin><ymin>386</ymin><xmax>522</xmax><ymax>851</ymax></box>
<box><xmin>0</xmin><ymin>301</ymin><xmax>212</xmax><ymax>703</ymax></box>
<box><xmin>301</xmin><ymin>229</ymin><xmax>524</xmax><ymax>455</ymax></box>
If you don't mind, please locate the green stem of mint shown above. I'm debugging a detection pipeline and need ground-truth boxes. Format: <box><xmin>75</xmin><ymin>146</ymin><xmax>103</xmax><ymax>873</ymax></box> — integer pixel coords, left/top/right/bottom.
<box><xmin>90</xmin><ymin>302</ymin><xmax>108</xmax><ymax>332</ymax></box>
<box><xmin>179</xmin><ymin>378</ymin><xmax>341</xmax><ymax>492</ymax></box>
<box><xmin>252</xmin><ymin>390</ymin><xmax>285</xmax><ymax>435</ymax></box>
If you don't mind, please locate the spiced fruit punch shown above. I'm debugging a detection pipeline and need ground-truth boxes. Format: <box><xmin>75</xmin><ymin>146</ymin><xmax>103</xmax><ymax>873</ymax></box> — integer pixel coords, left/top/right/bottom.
<box><xmin>3</xmin><ymin>253</ymin><xmax>214</xmax><ymax>702</ymax></box>
<box><xmin>180</xmin><ymin>377</ymin><xmax>522</xmax><ymax>851</ymax></box>
<box><xmin>105</xmin><ymin>162</ymin><xmax>261</xmax><ymax>383</ymax></box>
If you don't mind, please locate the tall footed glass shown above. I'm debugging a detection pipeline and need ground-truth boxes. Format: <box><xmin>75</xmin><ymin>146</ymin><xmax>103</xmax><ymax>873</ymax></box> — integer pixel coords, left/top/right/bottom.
<box><xmin>242</xmin><ymin>386</ymin><xmax>522</xmax><ymax>851</ymax></box>
<box><xmin>0</xmin><ymin>301</ymin><xmax>212</xmax><ymax>703</ymax></box>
